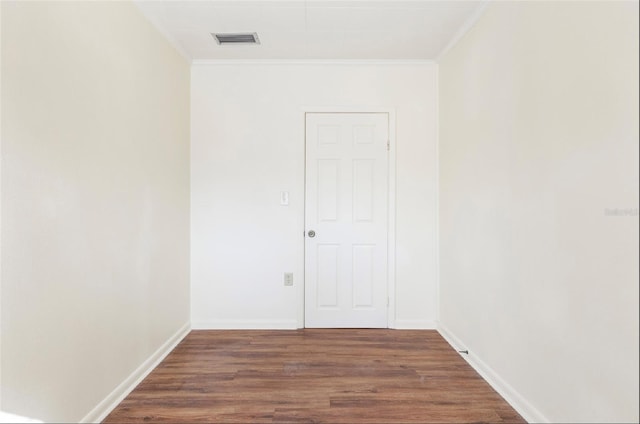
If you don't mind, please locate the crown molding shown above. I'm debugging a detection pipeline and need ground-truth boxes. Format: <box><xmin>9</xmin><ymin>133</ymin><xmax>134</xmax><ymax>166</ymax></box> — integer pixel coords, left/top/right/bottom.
<box><xmin>435</xmin><ymin>0</ymin><xmax>490</xmax><ymax>62</ymax></box>
<box><xmin>133</xmin><ymin>3</ymin><xmax>192</xmax><ymax>64</ymax></box>
<box><xmin>191</xmin><ymin>59</ymin><xmax>436</xmax><ymax>66</ymax></box>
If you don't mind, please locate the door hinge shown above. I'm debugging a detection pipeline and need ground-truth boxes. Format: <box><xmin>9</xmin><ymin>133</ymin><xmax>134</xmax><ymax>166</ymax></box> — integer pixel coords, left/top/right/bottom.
<box><xmin>387</xmin><ymin>140</ymin><xmax>390</xmax><ymax>151</ymax></box>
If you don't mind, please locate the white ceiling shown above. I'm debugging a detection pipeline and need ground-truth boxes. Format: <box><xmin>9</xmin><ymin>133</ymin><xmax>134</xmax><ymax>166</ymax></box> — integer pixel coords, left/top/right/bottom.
<box><xmin>134</xmin><ymin>0</ymin><xmax>486</xmax><ymax>61</ymax></box>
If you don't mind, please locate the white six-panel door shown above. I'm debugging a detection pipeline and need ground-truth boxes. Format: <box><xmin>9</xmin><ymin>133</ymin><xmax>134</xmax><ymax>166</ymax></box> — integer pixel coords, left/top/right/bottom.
<box><xmin>304</xmin><ymin>113</ymin><xmax>389</xmax><ymax>328</ymax></box>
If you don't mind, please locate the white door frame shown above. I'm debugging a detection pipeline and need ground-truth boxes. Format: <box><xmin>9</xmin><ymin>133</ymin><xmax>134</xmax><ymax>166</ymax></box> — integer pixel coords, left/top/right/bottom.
<box><xmin>299</xmin><ymin>106</ymin><xmax>397</xmax><ymax>329</ymax></box>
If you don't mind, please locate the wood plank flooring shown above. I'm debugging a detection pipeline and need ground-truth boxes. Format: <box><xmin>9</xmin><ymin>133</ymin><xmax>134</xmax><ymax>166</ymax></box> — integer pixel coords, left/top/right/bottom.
<box><xmin>104</xmin><ymin>330</ymin><xmax>525</xmax><ymax>423</ymax></box>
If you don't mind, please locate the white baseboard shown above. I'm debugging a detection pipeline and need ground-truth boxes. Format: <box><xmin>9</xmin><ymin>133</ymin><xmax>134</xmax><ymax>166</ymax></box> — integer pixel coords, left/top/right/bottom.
<box><xmin>437</xmin><ymin>324</ymin><xmax>548</xmax><ymax>424</ymax></box>
<box><xmin>191</xmin><ymin>319</ymin><xmax>298</xmax><ymax>330</ymax></box>
<box><xmin>80</xmin><ymin>322</ymin><xmax>191</xmax><ymax>423</ymax></box>
<box><xmin>393</xmin><ymin>319</ymin><xmax>437</xmax><ymax>330</ymax></box>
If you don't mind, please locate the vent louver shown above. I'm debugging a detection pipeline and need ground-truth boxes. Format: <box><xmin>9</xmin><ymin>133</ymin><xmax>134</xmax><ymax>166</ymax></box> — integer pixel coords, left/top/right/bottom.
<box><xmin>213</xmin><ymin>33</ymin><xmax>260</xmax><ymax>45</ymax></box>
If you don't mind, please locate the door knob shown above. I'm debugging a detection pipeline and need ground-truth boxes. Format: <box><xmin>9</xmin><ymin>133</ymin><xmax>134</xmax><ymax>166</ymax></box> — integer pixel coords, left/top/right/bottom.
<box><xmin>308</xmin><ymin>230</ymin><xmax>316</xmax><ymax>238</ymax></box>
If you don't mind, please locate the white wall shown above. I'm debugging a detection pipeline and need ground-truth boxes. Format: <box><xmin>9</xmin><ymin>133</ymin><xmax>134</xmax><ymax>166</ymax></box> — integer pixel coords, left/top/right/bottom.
<box><xmin>439</xmin><ymin>2</ymin><xmax>639</xmax><ymax>423</ymax></box>
<box><xmin>0</xmin><ymin>1</ymin><xmax>3</xmax><ymax>411</ymax></box>
<box><xmin>1</xmin><ymin>2</ymin><xmax>190</xmax><ymax>421</ymax></box>
<box><xmin>191</xmin><ymin>63</ymin><xmax>438</xmax><ymax>329</ymax></box>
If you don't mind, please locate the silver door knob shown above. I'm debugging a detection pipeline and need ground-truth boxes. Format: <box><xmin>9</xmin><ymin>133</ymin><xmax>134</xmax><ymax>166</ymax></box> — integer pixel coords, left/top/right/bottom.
<box><xmin>308</xmin><ymin>230</ymin><xmax>316</xmax><ymax>238</ymax></box>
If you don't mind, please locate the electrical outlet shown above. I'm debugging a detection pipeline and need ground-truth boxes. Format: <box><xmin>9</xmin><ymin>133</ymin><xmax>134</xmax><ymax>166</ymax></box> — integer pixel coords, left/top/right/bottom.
<box><xmin>284</xmin><ymin>272</ymin><xmax>294</xmax><ymax>286</ymax></box>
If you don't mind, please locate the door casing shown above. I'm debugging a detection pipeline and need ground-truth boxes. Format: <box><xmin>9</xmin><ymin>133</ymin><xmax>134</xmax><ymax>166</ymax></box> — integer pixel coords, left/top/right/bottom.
<box><xmin>299</xmin><ymin>107</ymin><xmax>397</xmax><ymax>329</ymax></box>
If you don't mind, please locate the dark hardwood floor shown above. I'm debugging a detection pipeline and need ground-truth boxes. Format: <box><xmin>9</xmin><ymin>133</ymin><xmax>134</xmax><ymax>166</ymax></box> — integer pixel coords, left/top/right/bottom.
<box><xmin>104</xmin><ymin>329</ymin><xmax>525</xmax><ymax>423</ymax></box>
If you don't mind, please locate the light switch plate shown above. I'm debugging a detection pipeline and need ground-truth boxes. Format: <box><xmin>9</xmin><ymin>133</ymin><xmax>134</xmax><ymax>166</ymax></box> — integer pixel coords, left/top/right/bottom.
<box><xmin>280</xmin><ymin>191</ymin><xmax>289</xmax><ymax>206</ymax></box>
<box><xmin>284</xmin><ymin>272</ymin><xmax>293</xmax><ymax>286</ymax></box>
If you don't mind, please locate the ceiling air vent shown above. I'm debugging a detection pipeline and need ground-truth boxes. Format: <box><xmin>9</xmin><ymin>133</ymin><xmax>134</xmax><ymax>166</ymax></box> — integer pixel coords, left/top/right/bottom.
<box><xmin>213</xmin><ymin>32</ymin><xmax>260</xmax><ymax>45</ymax></box>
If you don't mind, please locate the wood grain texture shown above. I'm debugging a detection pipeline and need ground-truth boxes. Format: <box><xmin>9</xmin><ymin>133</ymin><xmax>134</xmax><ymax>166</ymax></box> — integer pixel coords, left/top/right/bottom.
<box><xmin>104</xmin><ymin>330</ymin><xmax>525</xmax><ymax>423</ymax></box>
